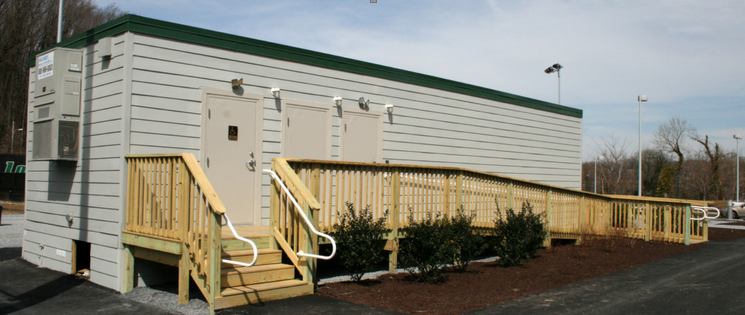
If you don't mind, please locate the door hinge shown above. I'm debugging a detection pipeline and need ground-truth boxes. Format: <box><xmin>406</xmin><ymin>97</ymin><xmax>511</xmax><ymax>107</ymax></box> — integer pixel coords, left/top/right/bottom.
<box><xmin>208</xmin><ymin>109</ymin><xmax>211</xmax><ymax>119</ymax></box>
<box><xmin>207</xmin><ymin>157</ymin><xmax>210</xmax><ymax>167</ymax></box>
<box><xmin>287</xmin><ymin>117</ymin><xmax>290</xmax><ymax>127</ymax></box>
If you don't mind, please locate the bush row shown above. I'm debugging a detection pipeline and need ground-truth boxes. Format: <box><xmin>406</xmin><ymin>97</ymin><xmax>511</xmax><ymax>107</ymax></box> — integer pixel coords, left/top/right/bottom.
<box><xmin>330</xmin><ymin>202</ymin><xmax>546</xmax><ymax>284</ymax></box>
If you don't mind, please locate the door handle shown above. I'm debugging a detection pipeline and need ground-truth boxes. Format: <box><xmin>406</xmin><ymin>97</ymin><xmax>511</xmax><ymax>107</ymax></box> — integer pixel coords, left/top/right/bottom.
<box><xmin>246</xmin><ymin>160</ymin><xmax>256</xmax><ymax>170</ymax></box>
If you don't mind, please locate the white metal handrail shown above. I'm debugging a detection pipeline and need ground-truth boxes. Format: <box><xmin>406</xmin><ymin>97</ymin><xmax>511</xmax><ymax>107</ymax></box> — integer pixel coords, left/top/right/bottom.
<box><xmin>263</xmin><ymin>169</ymin><xmax>336</xmax><ymax>260</ymax></box>
<box><xmin>221</xmin><ymin>213</ymin><xmax>258</xmax><ymax>267</ymax></box>
<box><xmin>691</xmin><ymin>206</ymin><xmax>720</xmax><ymax>221</ymax></box>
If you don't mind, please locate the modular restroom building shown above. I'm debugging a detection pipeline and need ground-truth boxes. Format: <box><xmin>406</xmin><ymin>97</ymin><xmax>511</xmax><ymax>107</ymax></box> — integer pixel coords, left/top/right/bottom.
<box><xmin>23</xmin><ymin>15</ymin><xmax>583</xmax><ymax>291</ymax></box>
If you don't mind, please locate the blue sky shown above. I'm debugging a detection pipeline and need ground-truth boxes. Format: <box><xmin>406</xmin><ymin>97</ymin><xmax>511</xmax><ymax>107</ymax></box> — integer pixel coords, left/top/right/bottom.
<box><xmin>94</xmin><ymin>0</ymin><xmax>745</xmax><ymax>160</ymax></box>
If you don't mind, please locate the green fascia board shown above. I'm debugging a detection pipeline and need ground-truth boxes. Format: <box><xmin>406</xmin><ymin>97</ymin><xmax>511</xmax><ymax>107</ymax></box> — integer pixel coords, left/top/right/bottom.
<box><xmin>31</xmin><ymin>14</ymin><xmax>582</xmax><ymax>118</ymax></box>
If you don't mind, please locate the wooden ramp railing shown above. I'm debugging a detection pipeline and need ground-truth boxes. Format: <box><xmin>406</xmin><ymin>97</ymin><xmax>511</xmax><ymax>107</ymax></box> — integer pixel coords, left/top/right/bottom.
<box><xmin>282</xmin><ymin>158</ymin><xmax>709</xmax><ymax>272</ymax></box>
<box><xmin>121</xmin><ymin>154</ymin><xmax>710</xmax><ymax>312</ymax></box>
<box><xmin>123</xmin><ymin>153</ymin><xmax>224</xmax><ymax>314</ymax></box>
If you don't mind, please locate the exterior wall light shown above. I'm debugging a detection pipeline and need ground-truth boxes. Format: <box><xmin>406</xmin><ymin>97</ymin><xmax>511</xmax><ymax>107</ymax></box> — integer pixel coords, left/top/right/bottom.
<box><xmin>231</xmin><ymin>78</ymin><xmax>243</xmax><ymax>89</ymax></box>
<box><xmin>358</xmin><ymin>97</ymin><xmax>369</xmax><ymax>110</ymax></box>
<box><xmin>334</xmin><ymin>96</ymin><xmax>343</xmax><ymax>106</ymax></box>
<box><xmin>271</xmin><ymin>87</ymin><xmax>281</xmax><ymax>98</ymax></box>
<box><xmin>385</xmin><ymin>103</ymin><xmax>393</xmax><ymax>113</ymax></box>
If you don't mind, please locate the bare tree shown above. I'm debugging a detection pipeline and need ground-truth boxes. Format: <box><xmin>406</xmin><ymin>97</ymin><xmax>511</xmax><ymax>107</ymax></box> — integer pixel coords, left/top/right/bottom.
<box><xmin>0</xmin><ymin>0</ymin><xmax>124</xmax><ymax>155</ymax></box>
<box><xmin>692</xmin><ymin>134</ymin><xmax>725</xmax><ymax>200</ymax></box>
<box><xmin>592</xmin><ymin>135</ymin><xmax>636</xmax><ymax>195</ymax></box>
<box><xmin>653</xmin><ymin>116</ymin><xmax>695</xmax><ymax>198</ymax></box>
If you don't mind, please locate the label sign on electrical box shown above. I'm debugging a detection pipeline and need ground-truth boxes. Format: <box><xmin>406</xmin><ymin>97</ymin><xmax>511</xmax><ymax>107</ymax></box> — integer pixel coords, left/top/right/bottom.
<box><xmin>37</xmin><ymin>51</ymin><xmax>54</xmax><ymax>80</ymax></box>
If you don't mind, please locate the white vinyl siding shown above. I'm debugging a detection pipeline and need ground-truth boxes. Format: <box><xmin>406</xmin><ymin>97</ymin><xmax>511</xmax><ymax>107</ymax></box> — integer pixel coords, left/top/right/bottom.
<box><xmin>126</xmin><ymin>33</ymin><xmax>581</xmax><ymax>227</ymax></box>
<box><xmin>23</xmin><ymin>34</ymin><xmax>129</xmax><ymax>290</ymax></box>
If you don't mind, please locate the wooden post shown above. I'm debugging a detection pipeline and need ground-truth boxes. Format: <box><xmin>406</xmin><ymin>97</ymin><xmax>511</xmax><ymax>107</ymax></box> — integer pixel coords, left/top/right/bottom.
<box><xmin>208</xmin><ymin>210</ymin><xmax>221</xmax><ymax>314</ymax></box>
<box><xmin>178</xmin><ymin>159</ymin><xmax>190</xmax><ymax>304</ymax></box>
<box><xmin>507</xmin><ymin>180</ymin><xmax>514</xmax><ymax>210</ymax></box>
<box><xmin>443</xmin><ymin>172</ymin><xmax>451</xmax><ymax>216</ymax></box>
<box><xmin>578</xmin><ymin>195</ymin><xmax>585</xmax><ymax>244</ymax></box>
<box><xmin>122</xmin><ymin>244</ymin><xmax>135</xmax><ymax>293</ymax></box>
<box><xmin>269</xmin><ymin>160</ymin><xmax>279</xmax><ymax>250</ymax></box>
<box><xmin>455</xmin><ymin>171</ymin><xmax>463</xmax><ymax>211</ymax></box>
<box><xmin>684</xmin><ymin>204</ymin><xmax>691</xmax><ymax>245</ymax></box>
<box><xmin>645</xmin><ymin>202</ymin><xmax>652</xmax><ymax>241</ymax></box>
<box><xmin>389</xmin><ymin>169</ymin><xmax>401</xmax><ymax>273</ymax></box>
<box><xmin>309</xmin><ymin>164</ymin><xmax>321</xmax><ymax>284</ymax></box>
<box><xmin>301</xmin><ymin>202</ymin><xmax>313</xmax><ymax>283</ymax></box>
<box><xmin>702</xmin><ymin>201</ymin><xmax>709</xmax><ymax>242</ymax></box>
<box><xmin>544</xmin><ymin>189</ymin><xmax>552</xmax><ymax>248</ymax></box>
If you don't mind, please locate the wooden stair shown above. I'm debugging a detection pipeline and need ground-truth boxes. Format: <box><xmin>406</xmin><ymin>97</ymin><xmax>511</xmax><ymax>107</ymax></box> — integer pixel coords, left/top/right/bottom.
<box><xmin>214</xmin><ymin>226</ymin><xmax>313</xmax><ymax>310</ymax></box>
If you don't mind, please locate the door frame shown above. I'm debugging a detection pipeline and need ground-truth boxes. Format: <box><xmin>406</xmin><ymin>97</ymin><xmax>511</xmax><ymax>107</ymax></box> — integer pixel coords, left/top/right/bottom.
<box><xmin>199</xmin><ymin>88</ymin><xmax>264</xmax><ymax>225</ymax></box>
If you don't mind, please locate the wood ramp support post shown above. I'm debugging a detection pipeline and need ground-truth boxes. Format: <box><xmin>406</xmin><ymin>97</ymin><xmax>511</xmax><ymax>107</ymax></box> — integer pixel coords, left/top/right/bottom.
<box><xmin>178</xmin><ymin>159</ymin><xmax>191</xmax><ymax>304</ymax></box>
<box><xmin>389</xmin><ymin>169</ymin><xmax>401</xmax><ymax>273</ymax></box>
<box><xmin>644</xmin><ymin>202</ymin><xmax>652</xmax><ymax>242</ymax></box>
<box><xmin>544</xmin><ymin>189</ymin><xmax>552</xmax><ymax>248</ymax></box>
<box><xmin>702</xmin><ymin>201</ymin><xmax>709</xmax><ymax>242</ymax></box>
<box><xmin>123</xmin><ymin>244</ymin><xmax>135</xmax><ymax>293</ymax></box>
<box><xmin>578</xmin><ymin>195</ymin><xmax>585</xmax><ymax>243</ymax></box>
<box><xmin>308</xmin><ymin>164</ymin><xmax>321</xmax><ymax>284</ymax></box>
<box><xmin>301</xmin><ymin>195</ymin><xmax>314</xmax><ymax>283</ymax></box>
<box><xmin>208</xmin><ymin>210</ymin><xmax>222</xmax><ymax>315</ymax></box>
<box><xmin>455</xmin><ymin>171</ymin><xmax>463</xmax><ymax>211</ymax></box>
<box><xmin>684</xmin><ymin>204</ymin><xmax>691</xmax><ymax>245</ymax></box>
<box><xmin>269</xmin><ymin>160</ymin><xmax>280</xmax><ymax>250</ymax></box>
<box><xmin>507</xmin><ymin>180</ymin><xmax>514</xmax><ymax>210</ymax></box>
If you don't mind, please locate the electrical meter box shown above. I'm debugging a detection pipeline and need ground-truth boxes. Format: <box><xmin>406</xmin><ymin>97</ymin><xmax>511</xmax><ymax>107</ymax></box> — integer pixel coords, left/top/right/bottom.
<box><xmin>32</xmin><ymin>47</ymin><xmax>83</xmax><ymax>161</ymax></box>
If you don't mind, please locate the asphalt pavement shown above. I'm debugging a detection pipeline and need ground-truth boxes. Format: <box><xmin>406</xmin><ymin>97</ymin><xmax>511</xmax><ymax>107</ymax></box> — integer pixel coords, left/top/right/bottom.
<box><xmin>3</xmin><ymin>212</ymin><xmax>745</xmax><ymax>314</ymax></box>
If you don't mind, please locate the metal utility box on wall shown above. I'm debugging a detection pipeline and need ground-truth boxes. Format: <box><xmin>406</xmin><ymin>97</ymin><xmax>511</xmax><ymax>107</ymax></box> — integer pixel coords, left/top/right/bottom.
<box><xmin>32</xmin><ymin>47</ymin><xmax>83</xmax><ymax>161</ymax></box>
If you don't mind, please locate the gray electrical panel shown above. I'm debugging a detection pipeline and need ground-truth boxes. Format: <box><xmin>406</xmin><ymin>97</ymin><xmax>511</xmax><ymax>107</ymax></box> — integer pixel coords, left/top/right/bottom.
<box><xmin>32</xmin><ymin>47</ymin><xmax>83</xmax><ymax>161</ymax></box>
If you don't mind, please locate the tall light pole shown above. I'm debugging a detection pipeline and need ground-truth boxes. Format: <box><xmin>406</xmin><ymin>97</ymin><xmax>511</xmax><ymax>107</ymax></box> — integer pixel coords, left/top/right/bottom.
<box><xmin>638</xmin><ymin>95</ymin><xmax>648</xmax><ymax>196</ymax></box>
<box><xmin>544</xmin><ymin>63</ymin><xmax>563</xmax><ymax>105</ymax></box>
<box><xmin>594</xmin><ymin>155</ymin><xmax>605</xmax><ymax>194</ymax></box>
<box><xmin>57</xmin><ymin>0</ymin><xmax>64</xmax><ymax>43</ymax></box>
<box><xmin>736</xmin><ymin>134</ymin><xmax>742</xmax><ymax>201</ymax></box>
<box><xmin>10</xmin><ymin>121</ymin><xmax>23</xmax><ymax>155</ymax></box>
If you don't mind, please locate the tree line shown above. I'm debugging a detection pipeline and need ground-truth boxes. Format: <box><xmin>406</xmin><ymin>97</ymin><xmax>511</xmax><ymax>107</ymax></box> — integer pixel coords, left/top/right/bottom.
<box><xmin>582</xmin><ymin>116</ymin><xmax>743</xmax><ymax>201</ymax></box>
<box><xmin>0</xmin><ymin>0</ymin><xmax>124</xmax><ymax>155</ymax></box>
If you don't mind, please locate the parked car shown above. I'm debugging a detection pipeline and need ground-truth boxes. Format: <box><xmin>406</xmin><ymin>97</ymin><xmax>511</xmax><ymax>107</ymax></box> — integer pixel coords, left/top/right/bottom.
<box><xmin>725</xmin><ymin>202</ymin><xmax>745</xmax><ymax>219</ymax></box>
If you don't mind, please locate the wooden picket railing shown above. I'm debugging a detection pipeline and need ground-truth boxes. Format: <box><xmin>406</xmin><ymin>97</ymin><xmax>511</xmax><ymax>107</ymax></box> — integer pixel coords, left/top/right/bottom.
<box><xmin>269</xmin><ymin>159</ymin><xmax>322</xmax><ymax>283</ymax></box>
<box><xmin>124</xmin><ymin>153</ymin><xmax>223</xmax><ymax>311</ymax></box>
<box><xmin>122</xmin><ymin>154</ymin><xmax>709</xmax><ymax>311</ymax></box>
<box><xmin>283</xmin><ymin>159</ymin><xmax>708</xmax><ymax>255</ymax></box>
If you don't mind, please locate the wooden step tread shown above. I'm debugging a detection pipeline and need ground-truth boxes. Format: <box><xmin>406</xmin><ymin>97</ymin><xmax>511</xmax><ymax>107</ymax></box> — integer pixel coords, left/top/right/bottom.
<box><xmin>221</xmin><ymin>263</ymin><xmax>294</xmax><ymax>275</ymax></box>
<box><xmin>215</xmin><ymin>280</ymin><xmax>314</xmax><ymax>309</ymax></box>
<box><xmin>221</xmin><ymin>248</ymin><xmax>281</xmax><ymax>257</ymax></box>
<box><xmin>220</xmin><ymin>280</ymin><xmax>309</xmax><ymax>297</ymax></box>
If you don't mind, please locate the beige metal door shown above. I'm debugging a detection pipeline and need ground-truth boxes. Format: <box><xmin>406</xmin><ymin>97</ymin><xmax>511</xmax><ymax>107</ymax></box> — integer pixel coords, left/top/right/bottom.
<box><xmin>203</xmin><ymin>92</ymin><xmax>262</xmax><ymax>225</ymax></box>
<box><xmin>281</xmin><ymin>100</ymin><xmax>332</xmax><ymax>159</ymax></box>
<box><xmin>341</xmin><ymin>110</ymin><xmax>383</xmax><ymax>163</ymax></box>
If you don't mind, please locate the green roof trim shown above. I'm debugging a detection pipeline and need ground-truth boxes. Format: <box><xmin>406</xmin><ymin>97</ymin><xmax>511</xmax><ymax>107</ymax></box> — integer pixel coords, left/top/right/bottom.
<box><xmin>32</xmin><ymin>14</ymin><xmax>582</xmax><ymax>118</ymax></box>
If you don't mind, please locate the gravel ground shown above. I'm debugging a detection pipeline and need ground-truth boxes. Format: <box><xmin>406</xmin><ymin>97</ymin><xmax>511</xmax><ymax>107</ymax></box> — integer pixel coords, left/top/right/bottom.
<box><xmin>0</xmin><ymin>214</ymin><xmax>24</xmax><ymax>248</ymax></box>
<box><xmin>124</xmin><ymin>286</ymin><xmax>208</xmax><ymax>315</ymax></box>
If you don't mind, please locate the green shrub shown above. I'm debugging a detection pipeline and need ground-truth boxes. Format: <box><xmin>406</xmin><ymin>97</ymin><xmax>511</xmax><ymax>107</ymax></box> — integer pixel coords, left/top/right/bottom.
<box><xmin>450</xmin><ymin>208</ymin><xmax>487</xmax><ymax>272</ymax></box>
<box><xmin>398</xmin><ymin>211</ymin><xmax>457</xmax><ymax>283</ymax></box>
<box><xmin>331</xmin><ymin>203</ymin><xmax>388</xmax><ymax>282</ymax></box>
<box><xmin>492</xmin><ymin>202</ymin><xmax>546</xmax><ymax>267</ymax></box>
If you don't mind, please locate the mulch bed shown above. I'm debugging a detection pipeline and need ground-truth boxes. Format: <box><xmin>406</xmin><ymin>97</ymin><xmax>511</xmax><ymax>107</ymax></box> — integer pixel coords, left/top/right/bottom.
<box><xmin>316</xmin><ymin>238</ymin><xmax>706</xmax><ymax>315</ymax></box>
<box><xmin>709</xmin><ymin>225</ymin><xmax>745</xmax><ymax>242</ymax></box>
